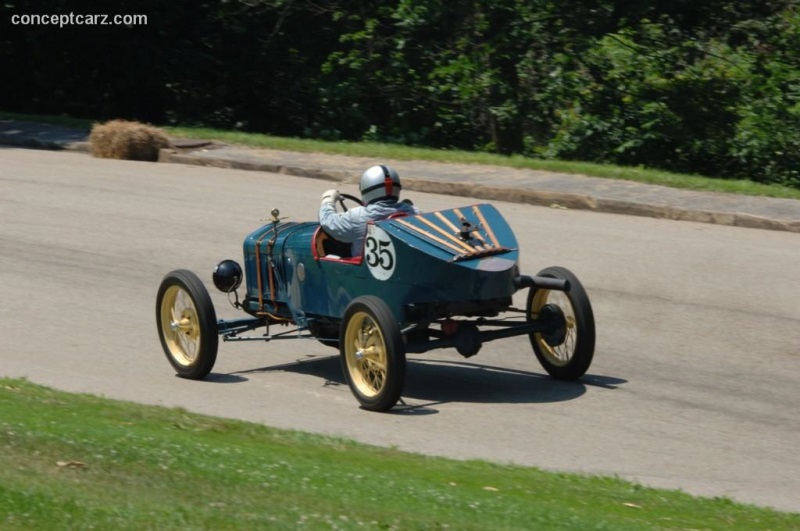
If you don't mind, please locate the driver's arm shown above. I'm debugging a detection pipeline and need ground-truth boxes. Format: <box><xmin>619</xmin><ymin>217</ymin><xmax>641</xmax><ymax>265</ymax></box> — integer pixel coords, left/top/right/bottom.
<box><xmin>319</xmin><ymin>198</ymin><xmax>363</xmax><ymax>243</ymax></box>
<box><xmin>321</xmin><ymin>189</ymin><xmax>340</xmax><ymax>205</ymax></box>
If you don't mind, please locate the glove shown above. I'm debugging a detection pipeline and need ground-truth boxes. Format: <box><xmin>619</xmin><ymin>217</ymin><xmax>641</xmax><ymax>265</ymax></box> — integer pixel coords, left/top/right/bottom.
<box><xmin>321</xmin><ymin>189</ymin><xmax>340</xmax><ymax>205</ymax></box>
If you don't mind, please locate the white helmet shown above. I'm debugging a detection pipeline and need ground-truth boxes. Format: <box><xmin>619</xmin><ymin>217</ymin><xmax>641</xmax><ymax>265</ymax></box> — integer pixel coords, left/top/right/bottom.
<box><xmin>360</xmin><ymin>165</ymin><xmax>401</xmax><ymax>204</ymax></box>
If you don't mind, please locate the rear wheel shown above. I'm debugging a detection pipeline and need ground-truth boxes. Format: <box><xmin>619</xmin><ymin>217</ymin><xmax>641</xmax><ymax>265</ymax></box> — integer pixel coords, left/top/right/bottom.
<box><xmin>340</xmin><ymin>296</ymin><xmax>405</xmax><ymax>411</ymax></box>
<box><xmin>156</xmin><ymin>270</ymin><xmax>218</xmax><ymax>379</ymax></box>
<box><xmin>527</xmin><ymin>266</ymin><xmax>595</xmax><ymax>380</ymax></box>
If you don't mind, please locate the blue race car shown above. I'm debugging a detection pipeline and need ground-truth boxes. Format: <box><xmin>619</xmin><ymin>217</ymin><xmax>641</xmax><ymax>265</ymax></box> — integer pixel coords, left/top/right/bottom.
<box><xmin>156</xmin><ymin>195</ymin><xmax>595</xmax><ymax>411</ymax></box>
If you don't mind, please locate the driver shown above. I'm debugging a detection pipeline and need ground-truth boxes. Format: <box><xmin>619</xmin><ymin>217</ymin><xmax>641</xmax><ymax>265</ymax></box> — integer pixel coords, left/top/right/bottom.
<box><xmin>319</xmin><ymin>165</ymin><xmax>420</xmax><ymax>257</ymax></box>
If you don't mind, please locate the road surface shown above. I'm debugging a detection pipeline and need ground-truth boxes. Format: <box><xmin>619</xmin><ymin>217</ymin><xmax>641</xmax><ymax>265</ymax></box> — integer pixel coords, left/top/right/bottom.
<box><xmin>1</xmin><ymin>147</ymin><xmax>798</xmax><ymax>512</ymax></box>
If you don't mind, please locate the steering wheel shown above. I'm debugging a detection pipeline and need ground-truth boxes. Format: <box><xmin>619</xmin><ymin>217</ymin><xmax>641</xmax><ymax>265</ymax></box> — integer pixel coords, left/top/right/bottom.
<box><xmin>337</xmin><ymin>193</ymin><xmax>363</xmax><ymax>212</ymax></box>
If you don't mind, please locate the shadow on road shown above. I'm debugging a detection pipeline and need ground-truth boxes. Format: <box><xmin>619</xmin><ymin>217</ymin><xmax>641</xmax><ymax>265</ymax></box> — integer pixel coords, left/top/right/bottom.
<box><xmin>403</xmin><ymin>359</ymin><xmax>603</xmax><ymax>406</ymax></box>
<box><xmin>204</xmin><ymin>373</ymin><xmax>249</xmax><ymax>384</ymax></box>
<box><xmin>224</xmin><ymin>354</ymin><xmax>626</xmax><ymax>413</ymax></box>
<box><xmin>231</xmin><ymin>354</ymin><xmax>343</xmax><ymax>381</ymax></box>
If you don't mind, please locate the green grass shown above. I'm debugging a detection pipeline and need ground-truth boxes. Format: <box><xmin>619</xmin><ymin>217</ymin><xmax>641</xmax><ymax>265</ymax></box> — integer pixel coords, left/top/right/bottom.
<box><xmin>1</xmin><ymin>378</ymin><xmax>797</xmax><ymax>530</ymax></box>
<box><xmin>3</xmin><ymin>110</ymin><xmax>800</xmax><ymax>200</ymax></box>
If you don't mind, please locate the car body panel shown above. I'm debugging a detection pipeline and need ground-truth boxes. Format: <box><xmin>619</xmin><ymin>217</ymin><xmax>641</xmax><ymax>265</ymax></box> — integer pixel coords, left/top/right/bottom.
<box><xmin>241</xmin><ymin>203</ymin><xmax>520</xmax><ymax>326</ymax></box>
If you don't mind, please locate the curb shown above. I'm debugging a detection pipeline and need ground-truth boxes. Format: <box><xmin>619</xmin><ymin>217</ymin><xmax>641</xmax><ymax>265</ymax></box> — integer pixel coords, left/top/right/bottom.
<box><xmin>157</xmin><ymin>149</ymin><xmax>800</xmax><ymax>234</ymax></box>
<box><xmin>159</xmin><ymin>150</ymin><xmax>351</xmax><ymax>182</ymax></box>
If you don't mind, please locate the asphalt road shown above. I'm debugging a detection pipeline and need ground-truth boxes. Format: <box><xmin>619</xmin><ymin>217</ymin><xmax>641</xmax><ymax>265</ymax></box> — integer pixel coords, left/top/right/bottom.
<box><xmin>2</xmin><ymin>147</ymin><xmax>799</xmax><ymax>512</ymax></box>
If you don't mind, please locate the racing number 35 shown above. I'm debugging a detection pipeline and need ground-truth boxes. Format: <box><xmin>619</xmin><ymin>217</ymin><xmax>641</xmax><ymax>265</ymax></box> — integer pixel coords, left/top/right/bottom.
<box><xmin>365</xmin><ymin>236</ymin><xmax>394</xmax><ymax>270</ymax></box>
<box><xmin>364</xmin><ymin>226</ymin><xmax>396</xmax><ymax>281</ymax></box>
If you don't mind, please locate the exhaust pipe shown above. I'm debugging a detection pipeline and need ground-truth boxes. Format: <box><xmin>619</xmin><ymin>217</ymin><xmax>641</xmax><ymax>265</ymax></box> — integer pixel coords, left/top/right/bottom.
<box><xmin>513</xmin><ymin>274</ymin><xmax>570</xmax><ymax>292</ymax></box>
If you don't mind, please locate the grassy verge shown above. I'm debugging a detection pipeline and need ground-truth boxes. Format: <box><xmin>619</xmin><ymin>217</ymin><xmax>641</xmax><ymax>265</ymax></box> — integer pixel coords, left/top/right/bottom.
<box><xmin>1</xmin><ymin>378</ymin><xmax>797</xmax><ymax>530</ymax></box>
<box><xmin>3</xmin><ymin>110</ymin><xmax>800</xmax><ymax>200</ymax></box>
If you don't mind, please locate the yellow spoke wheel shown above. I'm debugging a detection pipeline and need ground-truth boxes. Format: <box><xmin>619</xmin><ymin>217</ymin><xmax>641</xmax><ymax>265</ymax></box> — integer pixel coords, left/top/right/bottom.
<box><xmin>526</xmin><ymin>266</ymin><xmax>595</xmax><ymax>380</ymax></box>
<box><xmin>156</xmin><ymin>270</ymin><xmax>218</xmax><ymax>379</ymax></box>
<box><xmin>340</xmin><ymin>296</ymin><xmax>405</xmax><ymax>411</ymax></box>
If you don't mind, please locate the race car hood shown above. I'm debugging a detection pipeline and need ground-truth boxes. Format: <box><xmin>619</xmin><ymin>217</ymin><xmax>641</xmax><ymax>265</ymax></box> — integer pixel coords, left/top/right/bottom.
<box><xmin>379</xmin><ymin>203</ymin><xmax>519</xmax><ymax>266</ymax></box>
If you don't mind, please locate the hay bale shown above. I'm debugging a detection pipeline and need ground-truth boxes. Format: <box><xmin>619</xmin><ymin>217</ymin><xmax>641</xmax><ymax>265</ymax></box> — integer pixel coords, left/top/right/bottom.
<box><xmin>89</xmin><ymin>120</ymin><xmax>171</xmax><ymax>161</ymax></box>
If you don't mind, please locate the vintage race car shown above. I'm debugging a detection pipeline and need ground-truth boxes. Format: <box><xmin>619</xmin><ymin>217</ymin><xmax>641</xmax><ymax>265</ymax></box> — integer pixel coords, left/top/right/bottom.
<box><xmin>156</xmin><ymin>194</ymin><xmax>596</xmax><ymax>411</ymax></box>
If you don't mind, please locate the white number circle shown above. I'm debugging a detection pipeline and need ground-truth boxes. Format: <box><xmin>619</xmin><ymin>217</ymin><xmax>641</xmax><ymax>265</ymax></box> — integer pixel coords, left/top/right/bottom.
<box><xmin>364</xmin><ymin>225</ymin><xmax>396</xmax><ymax>281</ymax></box>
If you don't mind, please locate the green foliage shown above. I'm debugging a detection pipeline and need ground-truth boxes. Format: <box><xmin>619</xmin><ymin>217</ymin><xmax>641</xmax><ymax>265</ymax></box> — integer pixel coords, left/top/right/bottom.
<box><xmin>2</xmin><ymin>0</ymin><xmax>799</xmax><ymax>188</ymax></box>
<box><xmin>546</xmin><ymin>24</ymin><xmax>748</xmax><ymax>175</ymax></box>
<box><xmin>727</xmin><ymin>10</ymin><xmax>800</xmax><ymax>187</ymax></box>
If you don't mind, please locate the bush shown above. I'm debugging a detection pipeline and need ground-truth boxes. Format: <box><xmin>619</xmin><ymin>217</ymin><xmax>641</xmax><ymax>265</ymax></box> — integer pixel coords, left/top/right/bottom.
<box><xmin>89</xmin><ymin>120</ymin><xmax>171</xmax><ymax>161</ymax></box>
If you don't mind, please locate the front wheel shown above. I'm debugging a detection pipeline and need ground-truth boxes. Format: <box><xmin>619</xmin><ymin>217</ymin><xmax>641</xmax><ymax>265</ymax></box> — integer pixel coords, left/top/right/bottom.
<box><xmin>340</xmin><ymin>296</ymin><xmax>406</xmax><ymax>411</ymax></box>
<box><xmin>156</xmin><ymin>270</ymin><xmax>218</xmax><ymax>379</ymax></box>
<box><xmin>527</xmin><ymin>266</ymin><xmax>595</xmax><ymax>380</ymax></box>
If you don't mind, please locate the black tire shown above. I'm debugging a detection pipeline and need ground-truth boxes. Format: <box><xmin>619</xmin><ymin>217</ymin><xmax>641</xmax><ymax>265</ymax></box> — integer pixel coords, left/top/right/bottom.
<box><xmin>156</xmin><ymin>269</ymin><xmax>219</xmax><ymax>379</ymax></box>
<box><xmin>526</xmin><ymin>266</ymin><xmax>595</xmax><ymax>380</ymax></box>
<box><xmin>339</xmin><ymin>296</ymin><xmax>406</xmax><ymax>411</ymax></box>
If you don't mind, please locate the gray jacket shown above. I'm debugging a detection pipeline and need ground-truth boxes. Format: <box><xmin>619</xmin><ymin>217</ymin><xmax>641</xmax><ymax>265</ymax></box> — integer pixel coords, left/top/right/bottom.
<box><xmin>319</xmin><ymin>199</ymin><xmax>420</xmax><ymax>256</ymax></box>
